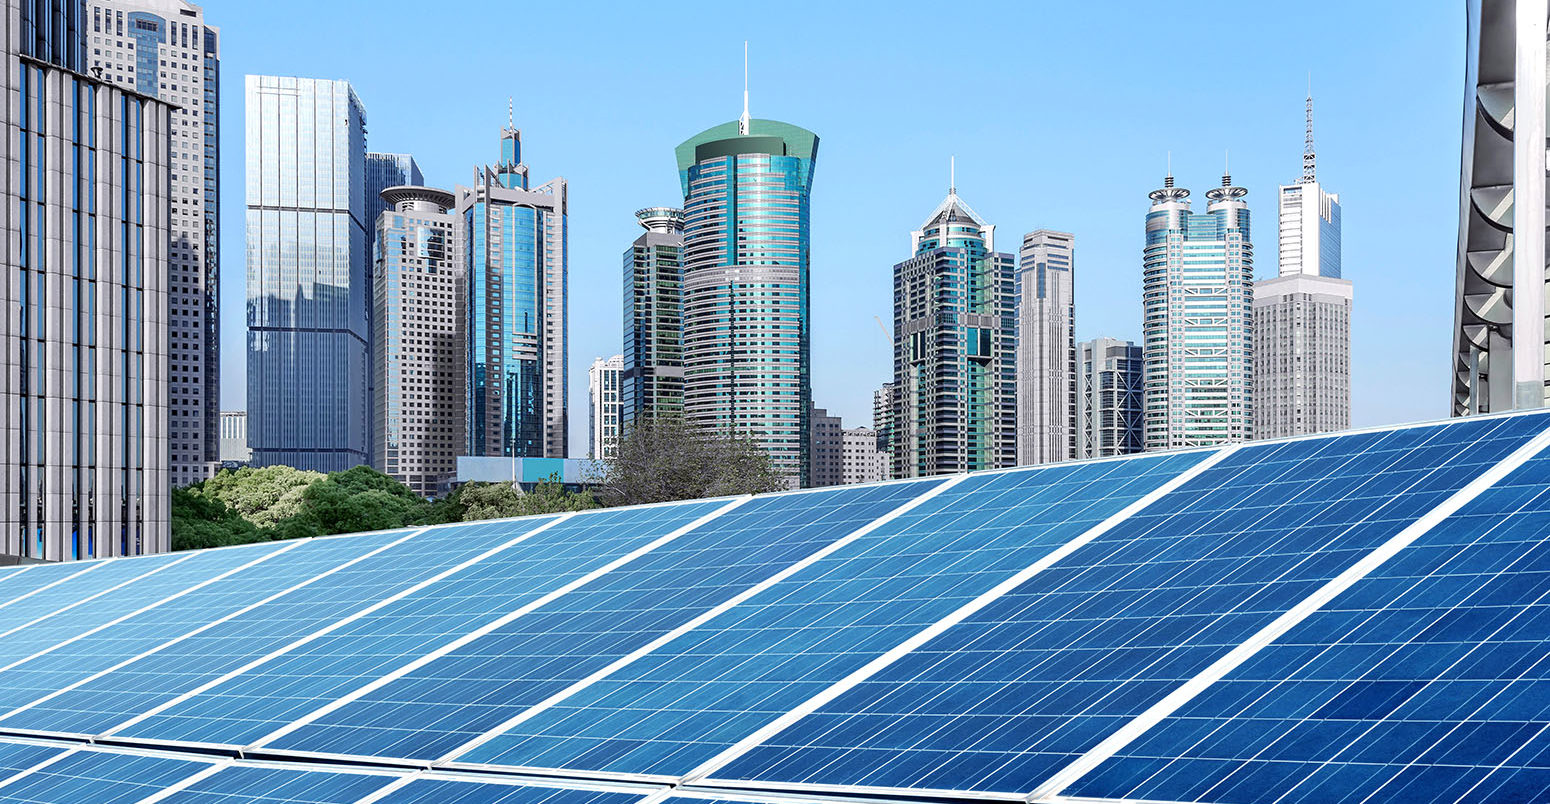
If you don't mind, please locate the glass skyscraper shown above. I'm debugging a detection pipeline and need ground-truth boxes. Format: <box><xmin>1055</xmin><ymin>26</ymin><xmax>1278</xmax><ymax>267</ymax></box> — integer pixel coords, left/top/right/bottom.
<box><xmin>675</xmin><ymin>117</ymin><xmax>818</xmax><ymax>487</ymax></box>
<box><xmin>245</xmin><ymin>76</ymin><xmax>371</xmax><ymax>472</ymax></box>
<box><xmin>1142</xmin><ymin>171</ymin><xmax>1254</xmax><ymax>450</ymax></box>
<box><xmin>458</xmin><ymin>123</ymin><xmax>569</xmax><ymax>459</ymax></box>
<box><xmin>365</xmin><ymin>153</ymin><xmax>423</xmax><ymax>237</ymax></box>
<box><xmin>621</xmin><ymin>207</ymin><xmax>685</xmax><ymax>428</ymax></box>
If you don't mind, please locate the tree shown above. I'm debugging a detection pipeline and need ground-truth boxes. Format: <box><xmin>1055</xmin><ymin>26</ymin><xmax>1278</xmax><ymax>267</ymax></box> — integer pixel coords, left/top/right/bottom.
<box><xmin>595</xmin><ymin>415</ymin><xmax>786</xmax><ymax>506</ymax></box>
<box><xmin>170</xmin><ymin>487</ymin><xmax>266</xmax><ymax>551</ymax></box>
<box><xmin>437</xmin><ymin>475</ymin><xmax>599</xmax><ymax>522</ymax></box>
<box><xmin>299</xmin><ymin>466</ymin><xmax>432</xmax><ymax>535</ymax></box>
<box><xmin>195</xmin><ymin>466</ymin><xmax>324</xmax><ymax>528</ymax></box>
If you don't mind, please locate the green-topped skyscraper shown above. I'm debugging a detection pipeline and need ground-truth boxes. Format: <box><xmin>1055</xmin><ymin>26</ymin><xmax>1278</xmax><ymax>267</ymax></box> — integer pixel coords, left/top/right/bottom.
<box><xmin>674</xmin><ymin>61</ymin><xmax>818</xmax><ymax>488</ymax></box>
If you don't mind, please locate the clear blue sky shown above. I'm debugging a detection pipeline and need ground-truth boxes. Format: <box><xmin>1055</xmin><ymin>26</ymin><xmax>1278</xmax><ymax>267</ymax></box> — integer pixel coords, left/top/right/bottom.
<box><xmin>212</xmin><ymin>0</ymin><xmax>1465</xmax><ymax>455</ymax></box>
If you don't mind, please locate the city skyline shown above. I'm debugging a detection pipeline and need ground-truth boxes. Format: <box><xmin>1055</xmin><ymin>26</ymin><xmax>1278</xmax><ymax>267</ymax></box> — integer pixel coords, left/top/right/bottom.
<box><xmin>209</xmin><ymin>1</ymin><xmax>1461</xmax><ymax>452</ymax></box>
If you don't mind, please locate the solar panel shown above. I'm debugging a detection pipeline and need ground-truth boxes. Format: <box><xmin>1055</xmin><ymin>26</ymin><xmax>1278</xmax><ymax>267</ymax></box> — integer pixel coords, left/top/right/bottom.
<box><xmin>0</xmin><ymin>744</ymin><xmax>211</xmax><ymax>803</ymax></box>
<box><xmin>152</xmin><ymin>763</ymin><xmax>399</xmax><ymax>803</ymax></box>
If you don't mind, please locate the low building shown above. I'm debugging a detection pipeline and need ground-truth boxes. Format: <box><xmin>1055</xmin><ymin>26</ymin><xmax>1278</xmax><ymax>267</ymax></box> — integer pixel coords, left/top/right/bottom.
<box><xmin>842</xmin><ymin>427</ymin><xmax>888</xmax><ymax>485</ymax></box>
<box><xmin>809</xmin><ymin>407</ymin><xmax>844</xmax><ymax>488</ymax></box>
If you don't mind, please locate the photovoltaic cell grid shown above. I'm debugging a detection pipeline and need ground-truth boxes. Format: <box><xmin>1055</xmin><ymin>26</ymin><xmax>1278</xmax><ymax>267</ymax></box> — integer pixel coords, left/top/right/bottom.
<box><xmin>0</xmin><ymin>746</ymin><xmax>211</xmax><ymax>803</ymax></box>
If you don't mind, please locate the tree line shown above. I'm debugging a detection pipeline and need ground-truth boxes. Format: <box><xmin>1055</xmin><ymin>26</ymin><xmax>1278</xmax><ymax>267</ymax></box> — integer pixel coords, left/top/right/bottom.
<box><xmin>173</xmin><ymin>416</ymin><xmax>787</xmax><ymax>551</ymax></box>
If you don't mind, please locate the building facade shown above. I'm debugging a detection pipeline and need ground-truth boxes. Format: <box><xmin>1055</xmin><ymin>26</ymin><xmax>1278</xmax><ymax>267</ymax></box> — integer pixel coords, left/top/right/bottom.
<box><xmin>872</xmin><ymin>382</ymin><xmax>895</xmax><ymax>479</ymax></box>
<box><xmin>459</xmin><ymin>122</ymin><xmax>568</xmax><ymax>460</ymax></box>
<box><xmin>372</xmin><ymin>186</ymin><xmax>465</xmax><ymax>497</ymax></box>
<box><xmin>218</xmin><ymin>411</ymin><xmax>249</xmax><ymax>464</ymax></box>
<box><xmin>588</xmin><ymin>355</ymin><xmax>623</xmax><ymax>460</ymax></box>
<box><xmin>88</xmin><ymin>0</ymin><xmax>219</xmax><ymax>487</ymax></box>
<box><xmin>892</xmin><ymin>186</ymin><xmax>1017</xmax><ymax>478</ymax></box>
<box><xmin>1453</xmin><ymin>0</ymin><xmax>1545</xmax><ymax>414</ymax></box>
<box><xmin>2</xmin><ymin>0</ymin><xmax>172</xmax><ymax>558</ymax></box>
<box><xmin>245</xmin><ymin>76</ymin><xmax>370</xmax><ymax>472</ymax></box>
<box><xmin>841</xmin><ymin>426</ymin><xmax>887</xmax><ymax>485</ymax></box>
<box><xmin>1077</xmin><ymin>338</ymin><xmax>1144</xmax><ymax>458</ymax></box>
<box><xmin>365</xmin><ymin>152</ymin><xmax>422</xmax><ymax>232</ymax></box>
<box><xmin>1142</xmin><ymin>171</ymin><xmax>1254</xmax><ymax>450</ymax></box>
<box><xmin>1255</xmin><ymin>93</ymin><xmax>1352</xmax><ymax>439</ymax></box>
<box><xmin>809</xmin><ymin>406</ymin><xmax>843</xmax><ymax>488</ymax></box>
<box><xmin>676</xmin><ymin>116</ymin><xmax>818</xmax><ymax>488</ymax></box>
<box><xmin>621</xmin><ymin>207</ymin><xmax>684</xmax><ymax>427</ymax></box>
<box><xmin>1015</xmin><ymin>229</ymin><xmax>1075</xmax><ymax>465</ymax></box>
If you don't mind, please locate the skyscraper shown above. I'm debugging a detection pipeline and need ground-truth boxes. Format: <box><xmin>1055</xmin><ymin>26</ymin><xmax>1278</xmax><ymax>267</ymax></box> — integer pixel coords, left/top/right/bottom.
<box><xmin>372</xmin><ymin>186</ymin><xmax>465</xmax><ymax>497</ymax></box>
<box><xmin>2</xmin><ymin>0</ymin><xmax>172</xmax><ymax>558</ymax></box>
<box><xmin>459</xmin><ymin>120</ymin><xmax>568</xmax><ymax>460</ymax></box>
<box><xmin>245</xmin><ymin>76</ymin><xmax>370</xmax><ymax>472</ymax></box>
<box><xmin>588</xmin><ymin>355</ymin><xmax>623</xmax><ymax>460</ymax></box>
<box><xmin>892</xmin><ymin>183</ymin><xmax>1018</xmax><ymax>478</ymax></box>
<box><xmin>1254</xmin><ymin>92</ymin><xmax>1353</xmax><ymax>439</ymax></box>
<box><xmin>1015</xmin><ymin>229</ymin><xmax>1076</xmax><ymax>465</ymax></box>
<box><xmin>873</xmin><ymin>382</ymin><xmax>896</xmax><ymax>478</ymax></box>
<box><xmin>809</xmin><ymin>406</ymin><xmax>844</xmax><ymax>488</ymax></box>
<box><xmin>88</xmin><ymin>0</ymin><xmax>219</xmax><ymax>487</ymax></box>
<box><xmin>1077</xmin><ymin>337</ymin><xmax>1144</xmax><ymax>458</ymax></box>
<box><xmin>1142</xmin><ymin>170</ymin><xmax>1254</xmax><ymax>450</ymax></box>
<box><xmin>365</xmin><ymin>153</ymin><xmax>424</xmax><ymax>237</ymax></box>
<box><xmin>676</xmin><ymin>110</ymin><xmax>817</xmax><ymax>487</ymax></box>
<box><xmin>621</xmin><ymin>207</ymin><xmax>685</xmax><ymax>427</ymax></box>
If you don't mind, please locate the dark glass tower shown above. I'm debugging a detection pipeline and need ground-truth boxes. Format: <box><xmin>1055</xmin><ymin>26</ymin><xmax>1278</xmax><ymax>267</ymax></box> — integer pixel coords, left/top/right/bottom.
<box><xmin>622</xmin><ymin>207</ymin><xmax>686</xmax><ymax>428</ymax></box>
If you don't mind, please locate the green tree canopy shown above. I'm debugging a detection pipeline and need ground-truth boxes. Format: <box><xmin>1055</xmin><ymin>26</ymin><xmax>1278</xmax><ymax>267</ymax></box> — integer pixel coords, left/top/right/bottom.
<box><xmin>194</xmin><ymin>465</ymin><xmax>324</xmax><ymax>528</ymax></box>
<box><xmin>594</xmin><ymin>415</ymin><xmax>787</xmax><ymax>506</ymax></box>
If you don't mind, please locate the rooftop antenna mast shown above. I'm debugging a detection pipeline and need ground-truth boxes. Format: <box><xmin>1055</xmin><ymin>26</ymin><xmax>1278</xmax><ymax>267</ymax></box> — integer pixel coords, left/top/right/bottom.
<box><xmin>950</xmin><ymin>155</ymin><xmax>956</xmax><ymax>195</ymax></box>
<box><xmin>739</xmin><ymin>41</ymin><xmax>750</xmax><ymax>135</ymax></box>
<box><xmin>1301</xmin><ymin>73</ymin><xmax>1317</xmax><ymax>183</ymax></box>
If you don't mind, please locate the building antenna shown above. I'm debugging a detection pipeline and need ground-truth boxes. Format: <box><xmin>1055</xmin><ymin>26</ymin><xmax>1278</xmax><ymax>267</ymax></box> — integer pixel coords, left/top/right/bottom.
<box><xmin>1165</xmin><ymin>150</ymin><xmax>1173</xmax><ymax>188</ymax></box>
<box><xmin>949</xmin><ymin>155</ymin><xmax>956</xmax><ymax>194</ymax></box>
<box><xmin>1302</xmin><ymin>73</ymin><xmax>1317</xmax><ymax>183</ymax></box>
<box><xmin>739</xmin><ymin>41</ymin><xmax>750</xmax><ymax>135</ymax></box>
<box><xmin>507</xmin><ymin>97</ymin><xmax>513</xmax><ymax>129</ymax></box>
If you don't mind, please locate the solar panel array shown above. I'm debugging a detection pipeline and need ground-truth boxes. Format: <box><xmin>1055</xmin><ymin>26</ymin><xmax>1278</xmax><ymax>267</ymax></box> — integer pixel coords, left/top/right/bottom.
<box><xmin>0</xmin><ymin>412</ymin><xmax>1547</xmax><ymax>803</ymax></box>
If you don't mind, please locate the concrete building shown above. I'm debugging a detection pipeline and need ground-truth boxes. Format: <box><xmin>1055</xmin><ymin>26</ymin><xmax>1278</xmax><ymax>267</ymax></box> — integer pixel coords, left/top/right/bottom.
<box><xmin>365</xmin><ymin>153</ymin><xmax>422</xmax><ymax>234</ymax></box>
<box><xmin>1015</xmin><ymin>229</ymin><xmax>1076</xmax><ymax>465</ymax></box>
<box><xmin>88</xmin><ymin>0</ymin><xmax>219</xmax><ymax>487</ymax></box>
<box><xmin>459</xmin><ymin>120</ymin><xmax>568</xmax><ymax>460</ymax></box>
<box><xmin>2</xmin><ymin>0</ymin><xmax>172</xmax><ymax>558</ymax></box>
<box><xmin>1142</xmin><ymin>170</ymin><xmax>1254</xmax><ymax>450</ymax></box>
<box><xmin>841</xmin><ymin>427</ymin><xmax>888</xmax><ymax>485</ymax></box>
<box><xmin>219</xmin><ymin>411</ymin><xmax>249</xmax><ymax>464</ymax></box>
<box><xmin>372</xmin><ymin>186</ymin><xmax>465</xmax><ymax>498</ymax></box>
<box><xmin>873</xmin><ymin>383</ymin><xmax>896</xmax><ymax>477</ymax></box>
<box><xmin>1077</xmin><ymin>338</ymin><xmax>1144</xmax><ymax>458</ymax></box>
<box><xmin>809</xmin><ymin>407</ymin><xmax>844</xmax><ymax>488</ymax></box>
<box><xmin>1453</xmin><ymin>0</ymin><xmax>1548</xmax><ymax>414</ymax></box>
<box><xmin>1255</xmin><ymin>93</ymin><xmax>1352</xmax><ymax>440</ymax></box>
<box><xmin>676</xmin><ymin>111</ymin><xmax>818</xmax><ymax>488</ymax></box>
<box><xmin>589</xmin><ymin>355</ymin><xmax>623</xmax><ymax>461</ymax></box>
<box><xmin>245</xmin><ymin>76</ymin><xmax>370</xmax><ymax>473</ymax></box>
<box><xmin>622</xmin><ymin>207</ymin><xmax>685</xmax><ymax>427</ymax></box>
<box><xmin>892</xmin><ymin>183</ymin><xmax>1017</xmax><ymax>477</ymax></box>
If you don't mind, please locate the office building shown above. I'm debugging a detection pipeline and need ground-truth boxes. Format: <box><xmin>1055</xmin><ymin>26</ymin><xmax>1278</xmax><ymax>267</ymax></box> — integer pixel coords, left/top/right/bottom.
<box><xmin>245</xmin><ymin>76</ymin><xmax>370</xmax><ymax>472</ymax></box>
<box><xmin>892</xmin><ymin>183</ymin><xmax>1017</xmax><ymax>477</ymax></box>
<box><xmin>372</xmin><ymin>186</ymin><xmax>465</xmax><ymax>497</ymax></box>
<box><xmin>1142</xmin><ymin>170</ymin><xmax>1254</xmax><ymax>450</ymax></box>
<box><xmin>88</xmin><ymin>0</ymin><xmax>219</xmax><ymax>487</ymax></box>
<box><xmin>809</xmin><ymin>407</ymin><xmax>843</xmax><ymax>488</ymax></box>
<box><xmin>676</xmin><ymin>109</ymin><xmax>818</xmax><ymax>488</ymax></box>
<box><xmin>1</xmin><ymin>0</ymin><xmax>172</xmax><ymax>558</ymax></box>
<box><xmin>219</xmin><ymin>411</ymin><xmax>249</xmax><ymax>464</ymax></box>
<box><xmin>1453</xmin><ymin>0</ymin><xmax>1547</xmax><ymax>414</ymax></box>
<box><xmin>459</xmin><ymin>120</ymin><xmax>568</xmax><ymax>460</ymax></box>
<box><xmin>589</xmin><ymin>356</ymin><xmax>624</xmax><ymax>461</ymax></box>
<box><xmin>1015</xmin><ymin>229</ymin><xmax>1076</xmax><ymax>465</ymax></box>
<box><xmin>365</xmin><ymin>153</ymin><xmax>423</xmax><ymax>234</ymax></box>
<box><xmin>873</xmin><ymin>382</ymin><xmax>896</xmax><ymax>472</ymax></box>
<box><xmin>1255</xmin><ymin>92</ymin><xmax>1353</xmax><ymax>439</ymax></box>
<box><xmin>841</xmin><ymin>426</ymin><xmax>887</xmax><ymax>485</ymax></box>
<box><xmin>622</xmin><ymin>207</ymin><xmax>685</xmax><ymax>427</ymax></box>
<box><xmin>1077</xmin><ymin>338</ymin><xmax>1144</xmax><ymax>458</ymax></box>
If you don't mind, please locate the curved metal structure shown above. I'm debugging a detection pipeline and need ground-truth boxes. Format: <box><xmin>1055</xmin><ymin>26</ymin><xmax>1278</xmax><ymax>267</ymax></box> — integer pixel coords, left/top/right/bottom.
<box><xmin>1454</xmin><ymin>0</ymin><xmax>1549</xmax><ymax>415</ymax></box>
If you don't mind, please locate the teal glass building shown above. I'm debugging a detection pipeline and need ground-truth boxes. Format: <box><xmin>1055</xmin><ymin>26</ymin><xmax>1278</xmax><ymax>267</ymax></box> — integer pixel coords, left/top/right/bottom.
<box><xmin>621</xmin><ymin>207</ymin><xmax>686</xmax><ymax>428</ymax></box>
<box><xmin>675</xmin><ymin>118</ymin><xmax>818</xmax><ymax>487</ymax></box>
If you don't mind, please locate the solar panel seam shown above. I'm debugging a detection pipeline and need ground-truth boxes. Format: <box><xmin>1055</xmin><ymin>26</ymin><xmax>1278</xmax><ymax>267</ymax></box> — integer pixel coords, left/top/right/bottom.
<box><xmin>0</xmin><ymin>527</ymin><xmax>432</xmax><ymax>729</ymax></box>
<box><xmin>243</xmin><ymin>495</ymin><xmax>758</xmax><ymax>754</ymax></box>
<box><xmin>1022</xmin><ymin>418</ymin><xmax>1550</xmax><ymax>803</ymax></box>
<box><xmin>127</xmin><ymin>758</ymin><xmax>232</xmax><ymax>804</ymax></box>
<box><xmin>95</xmin><ymin>514</ymin><xmax>579</xmax><ymax>742</ymax></box>
<box><xmin>0</xmin><ymin>746</ymin><xmax>78</xmax><ymax>793</ymax></box>
<box><xmin>677</xmin><ymin>446</ymin><xmax>1241</xmax><ymax>790</ymax></box>
<box><xmin>434</xmin><ymin>477</ymin><xmax>971</xmax><ymax>768</ymax></box>
<box><xmin>352</xmin><ymin>773</ymin><xmax>419</xmax><ymax>803</ymax></box>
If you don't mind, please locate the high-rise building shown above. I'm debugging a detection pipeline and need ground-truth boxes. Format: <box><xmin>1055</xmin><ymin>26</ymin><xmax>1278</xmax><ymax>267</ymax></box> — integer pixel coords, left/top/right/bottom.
<box><xmin>841</xmin><ymin>427</ymin><xmax>888</xmax><ymax>485</ymax></box>
<box><xmin>245</xmin><ymin>76</ymin><xmax>370</xmax><ymax>472</ymax></box>
<box><xmin>88</xmin><ymin>0</ymin><xmax>219</xmax><ymax>487</ymax></box>
<box><xmin>1142</xmin><ymin>170</ymin><xmax>1254</xmax><ymax>450</ymax></box>
<box><xmin>1077</xmin><ymin>338</ymin><xmax>1144</xmax><ymax>458</ymax></box>
<box><xmin>1453</xmin><ymin>0</ymin><xmax>1546</xmax><ymax>414</ymax></box>
<box><xmin>365</xmin><ymin>153</ymin><xmax>423</xmax><ymax>232</ymax></box>
<box><xmin>588</xmin><ymin>356</ymin><xmax>623</xmax><ymax>461</ymax></box>
<box><xmin>809</xmin><ymin>407</ymin><xmax>844</xmax><ymax>488</ymax></box>
<box><xmin>219</xmin><ymin>412</ymin><xmax>250</xmax><ymax>464</ymax></box>
<box><xmin>873</xmin><ymin>382</ymin><xmax>896</xmax><ymax>479</ymax></box>
<box><xmin>2</xmin><ymin>0</ymin><xmax>172</xmax><ymax>558</ymax></box>
<box><xmin>1015</xmin><ymin>229</ymin><xmax>1076</xmax><ymax>465</ymax></box>
<box><xmin>676</xmin><ymin>111</ymin><xmax>818</xmax><ymax>488</ymax></box>
<box><xmin>1254</xmin><ymin>92</ymin><xmax>1353</xmax><ymax>440</ymax></box>
<box><xmin>892</xmin><ymin>183</ymin><xmax>1017</xmax><ymax>477</ymax></box>
<box><xmin>372</xmin><ymin>186</ymin><xmax>465</xmax><ymax>497</ymax></box>
<box><xmin>621</xmin><ymin>207</ymin><xmax>685</xmax><ymax>427</ymax></box>
<box><xmin>459</xmin><ymin>121</ymin><xmax>568</xmax><ymax>460</ymax></box>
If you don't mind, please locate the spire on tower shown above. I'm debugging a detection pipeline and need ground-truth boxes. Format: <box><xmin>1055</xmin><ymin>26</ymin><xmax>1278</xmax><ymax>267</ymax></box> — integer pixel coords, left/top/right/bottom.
<box><xmin>1301</xmin><ymin>76</ymin><xmax>1317</xmax><ymax>183</ymax></box>
<box><xmin>739</xmin><ymin>41</ymin><xmax>750</xmax><ymax>135</ymax></box>
<box><xmin>949</xmin><ymin>155</ymin><xmax>956</xmax><ymax>195</ymax></box>
<box><xmin>507</xmin><ymin>96</ymin><xmax>513</xmax><ymax>129</ymax></box>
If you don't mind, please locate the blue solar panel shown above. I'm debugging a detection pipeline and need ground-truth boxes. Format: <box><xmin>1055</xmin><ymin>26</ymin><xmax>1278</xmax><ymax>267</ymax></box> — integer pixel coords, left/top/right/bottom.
<box><xmin>112</xmin><ymin>500</ymin><xmax>731</xmax><ymax>747</ymax></box>
<box><xmin>155</xmin><ymin>764</ymin><xmax>395</xmax><ymax>803</ymax></box>
<box><xmin>0</xmin><ymin>563</ymin><xmax>98</xmax><ymax>607</ymax></box>
<box><xmin>0</xmin><ymin>517</ymin><xmax>561</xmax><ymax>737</ymax></box>
<box><xmin>0</xmin><ymin>552</ymin><xmax>191</xmax><ymax>633</ymax></box>
<box><xmin>258</xmin><ymin>481</ymin><xmax>943</xmax><ymax>761</ymax></box>
<box><xmin>0</xmin><ymin>747</ymin><xmax>210</xmax><ymax>803</ymax></box>
<box><xmin>709</xmin><ymin>413</ymin><xmax>1550</xmax><ymax>794</ymax></box>
<box><xmin>371</xmin><ymin>778</ymin><xmax>646</xmax><ymax>804</ymax></box>
<box><xmin>1063</xmin><ymin>448</ymin><xmax>1550</xmax><ymax>804</ymax></box>
<box><xmin>450</xmin><ymin>450</ymin><xmax>1209</xmax><ymax>777</ymax></box>
<box><xmin>0</xmin><ymin>740</ymin><xmax>69</xmax><ymax>780</ymax></box>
